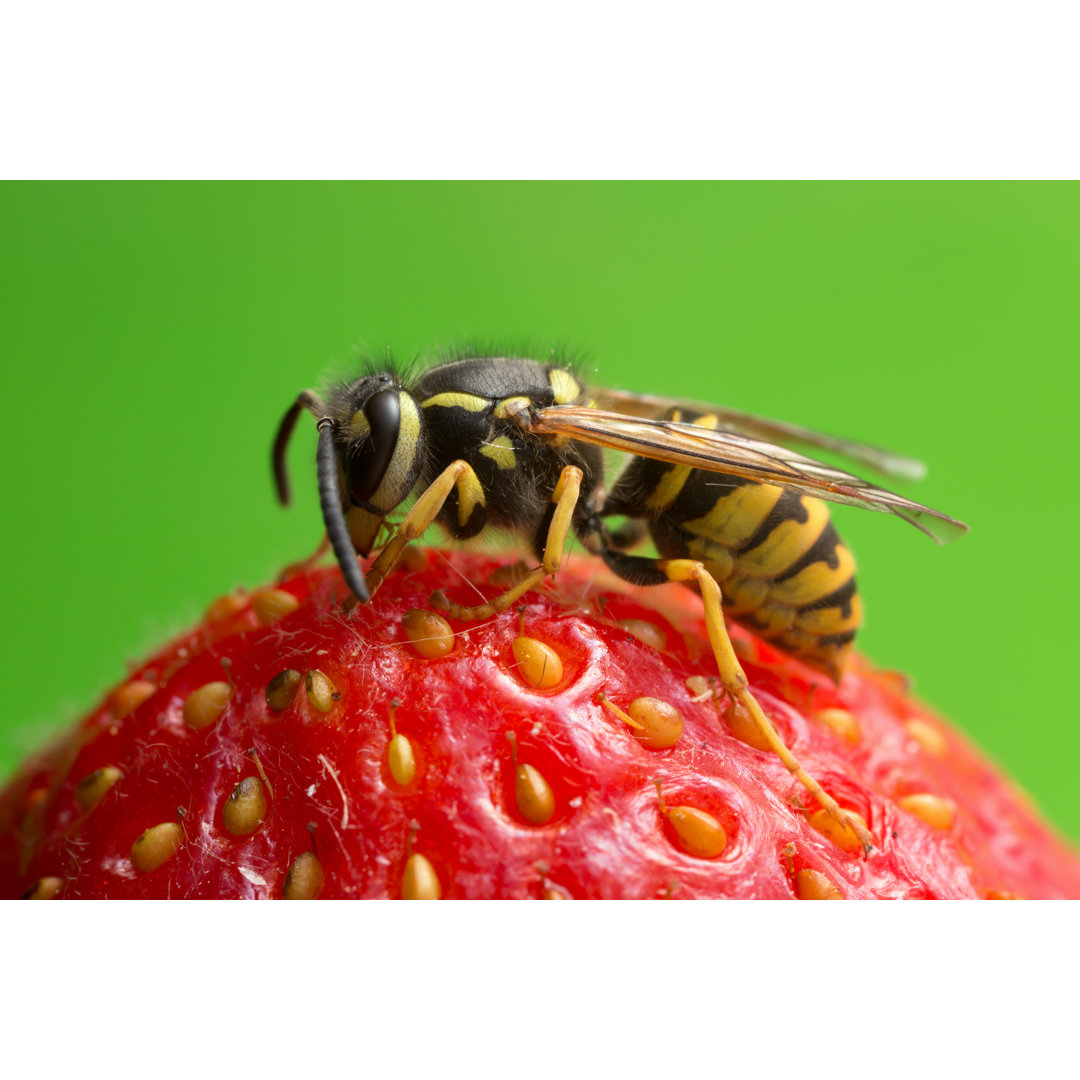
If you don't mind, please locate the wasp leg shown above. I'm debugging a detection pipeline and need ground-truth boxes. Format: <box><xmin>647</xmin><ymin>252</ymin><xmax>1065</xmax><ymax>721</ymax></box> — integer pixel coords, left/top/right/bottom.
<box><xmin>276</xmin><ymin>533</ymin><xmax>332</xmax><ymax>582</ymax></box>
<box><xmin>363</xmin><ymin>459</ymin><xmax>487</xmax><ymax>598</ymax></box>
<box><xmin>669</xmin><ymin>558</ymin><xmax>874</xmax><ymax>853</ymax></box>
<box><xmin>431</xmin><ymin>465</ymin><xmax>584</xmax><ymax>620</ymax></box>
<box><xmin>596</xmin><ymin>545</ymin><xmax>874</xmax><ymax>855</ymax></box>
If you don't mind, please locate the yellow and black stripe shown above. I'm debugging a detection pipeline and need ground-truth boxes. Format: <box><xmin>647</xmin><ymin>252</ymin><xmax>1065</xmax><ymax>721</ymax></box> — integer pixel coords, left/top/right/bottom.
<box><xmin>605</xmin><ymin>417</ymin><xmax>860</xmax><ymax>680</ymax></box>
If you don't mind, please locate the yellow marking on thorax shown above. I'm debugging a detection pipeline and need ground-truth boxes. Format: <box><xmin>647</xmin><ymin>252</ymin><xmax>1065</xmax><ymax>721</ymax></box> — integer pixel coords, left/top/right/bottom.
<box><xmin>494</xmin><ymin>395</ymin><xmax>532</xmax><ymax>419</ymax></box>
<box><xmin>421</xmin><ymin>391</ymin><xmax>490</xmax><ymax>412</ymax></box>
<box><xmin>682</xmin><ymin>482</ymin><xmax>784</xmax><ymax>549</ymax></box>
<box><xmin>645</xmin><ymin>414</ymin><xmax>720</xmax><ymax>511</ymax></box>
<box><xmin>768</xmin><ymin>545</ymin><xmax>856</xmax><ymax>607</ymax></box>
<box><xmin>737</xmin><ymin>496</ymin><xmax>831</xmax><ymax>579</ymax></box>
<box><xmin>479</xmin><ymin>436</ymin><xmax>517</xmax><ymax>470</ymax></box>
<box><xmin>457</xmin><ymin>468</ymin><xmax>486</xmax><ymax>527</ymax></box>
<box><xmin>548</xmin><ymin>368</ymin><xmax>582</xmax><ymax>404</ymax></box>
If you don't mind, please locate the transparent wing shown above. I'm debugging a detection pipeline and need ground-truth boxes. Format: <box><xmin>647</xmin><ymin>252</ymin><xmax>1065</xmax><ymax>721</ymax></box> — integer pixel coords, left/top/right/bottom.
<box><xmin>590</xmin><ymin>387</ymin><xmax>928</xmax><ymax>482</ymax></box>
<box><xmin>530</xmin><ymin>406</ymin><xmax>968</xmax><ymax>544</ymax></box>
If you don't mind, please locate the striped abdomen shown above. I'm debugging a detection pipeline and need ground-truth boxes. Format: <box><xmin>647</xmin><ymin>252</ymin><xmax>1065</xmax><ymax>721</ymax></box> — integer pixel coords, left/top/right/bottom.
<box><xmin>611</xmin><ymin>462</ymin><xmax>860</xmax><ymax>680</ymax></box>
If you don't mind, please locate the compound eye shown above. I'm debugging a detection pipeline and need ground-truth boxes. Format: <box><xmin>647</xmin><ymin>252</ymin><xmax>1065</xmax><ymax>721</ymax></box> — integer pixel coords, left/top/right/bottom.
<box><xmin>347</xmin><ymin>390</ymin><xmax>401</xmax><ymax>503</ymax></box>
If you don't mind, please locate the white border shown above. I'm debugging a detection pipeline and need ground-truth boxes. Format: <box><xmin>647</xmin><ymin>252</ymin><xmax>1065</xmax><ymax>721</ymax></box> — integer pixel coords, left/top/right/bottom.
<box><xmin>2</xmin><ymin>3</ymin><xmax>1078</xmax><ymax>178</ymax></box>
<box><xmin>6</xmin><ymin>900</ymin><xmax>1076</xmax><ymax>1077</ymax></box>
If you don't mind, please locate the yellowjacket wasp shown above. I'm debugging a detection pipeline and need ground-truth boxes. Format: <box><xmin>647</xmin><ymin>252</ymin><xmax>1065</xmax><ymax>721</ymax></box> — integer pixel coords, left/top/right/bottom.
<box><xmin>274</xmin><ymin>351</ymin><xmax>967</xmax><ymax>852</ymax></box>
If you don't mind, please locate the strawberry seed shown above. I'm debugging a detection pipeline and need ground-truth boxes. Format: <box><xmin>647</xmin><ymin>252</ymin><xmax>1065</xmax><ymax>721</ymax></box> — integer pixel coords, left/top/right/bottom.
<box><xmin>401</xmin><ymin>853</ymin><xmax>441</xmax><ymax>899</ymax></box>
<box><xmin>131</xmin><ymin>822</ymin><xmax>184</xmax><ymax>873</ymax></box>
<box><xmin>75</xmin><ymin>765</ymin><xmax>123</xmax><ymax>811</ymax></box>
<box><xmin>223</xmin><ymin>777</ymin><xmax>268</xmax><ymax>836</ymax></box>
<box><xmin>183</xmin><ymin>681</ymin><xmax>232</xmax><ymax>730</ymax></box>
<box><xmin>283</xmin><ymin>851</ymin><xmax>325</xmax><ymax>899</ymax></box>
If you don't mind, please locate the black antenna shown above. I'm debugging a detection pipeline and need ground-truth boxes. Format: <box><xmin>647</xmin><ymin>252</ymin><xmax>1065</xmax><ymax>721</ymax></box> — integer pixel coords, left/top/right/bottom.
<box><xmin>273</xmin><ymin>390</ymin><xmax>324</xmax><ymax>506</ymax></box>
<box><xmin>316</xmin><ymin>419</ymin><xmax>370</xmax><ymax>602</ymax></box>
<box><xmin>272</xmin><ymin>401</ymin><xmax>302</xmax><ymax>505</ymax></box>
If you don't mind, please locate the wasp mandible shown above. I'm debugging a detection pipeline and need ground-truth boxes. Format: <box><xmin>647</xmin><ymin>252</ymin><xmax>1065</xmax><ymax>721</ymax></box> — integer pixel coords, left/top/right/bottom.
<box><xmin>273</xmin><ymin>352</ymin><xmax>967</xmax><ymax>853</ymax></box>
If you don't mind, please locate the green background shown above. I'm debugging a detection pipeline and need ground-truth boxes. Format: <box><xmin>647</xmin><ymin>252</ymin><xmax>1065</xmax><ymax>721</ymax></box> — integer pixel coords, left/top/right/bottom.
<box><xmin>1</xmin><ymin>182</ymin><xmax>1077</xmax><ymax>841</ymax></box>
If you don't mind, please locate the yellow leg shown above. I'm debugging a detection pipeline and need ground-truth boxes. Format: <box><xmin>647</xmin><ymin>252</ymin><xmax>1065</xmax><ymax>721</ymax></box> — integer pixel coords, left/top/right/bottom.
<box><xmin>661</xmin><ymin>558</ymin><xmax>875</xmax><ymax>855</ymax></box>
<box><xmin>431</xmin><ymin>466</ymin><xmax>583</xmax><ymax>620</ymax></box>
<box><xmin>363</xmin><ymin>459</ymin><xmax>485</xmax><ymax>598</ymax></box>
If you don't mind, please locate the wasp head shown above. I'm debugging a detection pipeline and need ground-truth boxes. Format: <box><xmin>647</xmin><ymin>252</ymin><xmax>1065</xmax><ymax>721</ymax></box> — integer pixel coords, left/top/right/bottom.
<box><xmin>334</xmin><ymin>373</ymin><xmax>427</xmax><ymax>557</ymax></box>
<box><xmin>274</xmin><ymin>371</ymin><xmax>428</xmax><ymax>603</ymax></box>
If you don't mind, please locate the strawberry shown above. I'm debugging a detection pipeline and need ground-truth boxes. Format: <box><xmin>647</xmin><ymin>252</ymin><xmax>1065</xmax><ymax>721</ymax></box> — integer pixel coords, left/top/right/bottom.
<box><xmin>2</xmin><ymin>548</ymin><xmax>1078</xmax><ymax>899</ymax></box>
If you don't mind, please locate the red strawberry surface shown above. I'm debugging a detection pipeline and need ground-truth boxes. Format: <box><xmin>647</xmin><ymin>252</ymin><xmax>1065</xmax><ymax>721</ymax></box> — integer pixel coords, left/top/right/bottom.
<box><xmin>3</xmin><ymin>549</ymin><xmax>1078</xmax><ymax>899</ymax></box>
